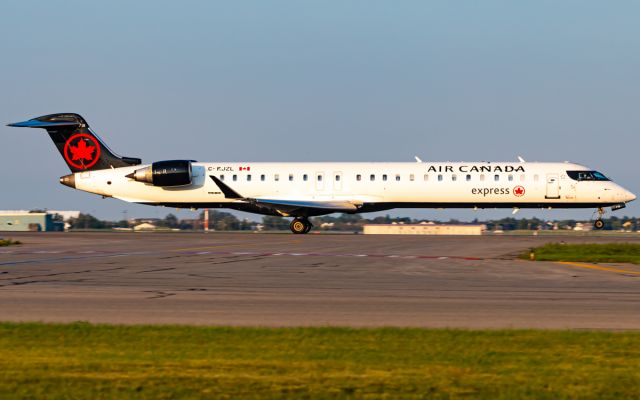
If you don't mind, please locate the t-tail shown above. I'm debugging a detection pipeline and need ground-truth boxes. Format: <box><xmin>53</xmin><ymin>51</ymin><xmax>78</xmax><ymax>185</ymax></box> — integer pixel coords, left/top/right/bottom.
<box><xmin>7</xmin><ymin>113</ymin><xmax>141</xmax><ymax>173</ymax></box>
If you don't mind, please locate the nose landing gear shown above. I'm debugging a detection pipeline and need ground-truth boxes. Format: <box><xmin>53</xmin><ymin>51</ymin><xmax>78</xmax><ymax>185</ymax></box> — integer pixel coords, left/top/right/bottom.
<box><xmin>593</xmin><ymin>207</ymin><xmax>605</xmax><ymax>230</ymax></box>
<box><xmin>290</xmin><ymin>218</ymin><xmax>312</xmax><ymax>234</ymax></box>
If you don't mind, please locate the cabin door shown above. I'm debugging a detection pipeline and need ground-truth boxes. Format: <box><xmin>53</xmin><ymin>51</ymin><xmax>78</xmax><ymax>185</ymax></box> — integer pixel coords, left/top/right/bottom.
<box><xmin>545</xmin><ymin>174</ymin><xmax>560</xmax><ymax>199</ymax></box>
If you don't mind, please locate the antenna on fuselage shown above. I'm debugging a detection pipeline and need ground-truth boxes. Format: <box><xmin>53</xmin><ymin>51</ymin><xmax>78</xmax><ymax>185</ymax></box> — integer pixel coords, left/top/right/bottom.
<box><xmin>517</xmin><ymin>156</ymin><xmax>526</xmax><ymax>163</ymax></box>
<box><xmin>414</xmin><ymin>156</ymin><xmax>423</xmax><ymax>163</ymax></box>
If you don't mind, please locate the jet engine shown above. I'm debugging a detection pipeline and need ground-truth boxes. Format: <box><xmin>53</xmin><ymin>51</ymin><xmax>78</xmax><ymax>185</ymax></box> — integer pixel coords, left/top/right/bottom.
<box><xmin>126</xmin><ymin>160</ymin><xmax>192</xmax><ymax>187</ymax></box>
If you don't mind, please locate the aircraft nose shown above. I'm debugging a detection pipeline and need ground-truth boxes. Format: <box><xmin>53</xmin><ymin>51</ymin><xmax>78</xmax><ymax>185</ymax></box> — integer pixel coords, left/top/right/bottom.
<box><xmin>625</xmin><ymin>189</ymin><xmax>637</xmax><ymax>203</ymax></box>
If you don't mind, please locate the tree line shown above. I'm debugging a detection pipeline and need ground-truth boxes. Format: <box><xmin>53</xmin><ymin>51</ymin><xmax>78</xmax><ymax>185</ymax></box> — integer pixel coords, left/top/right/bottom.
<box><xmin>61</xmin><ymin>211</ymin><xmax>640</xmax><ymax>232</ymax></box>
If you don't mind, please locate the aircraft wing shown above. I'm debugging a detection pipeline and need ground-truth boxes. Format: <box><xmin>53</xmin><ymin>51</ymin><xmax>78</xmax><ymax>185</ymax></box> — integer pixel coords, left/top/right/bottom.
<box><xmin>254</xmin><ymin>198</ymin><xmax>359</xmax><ymax>213</ymax></box>
<box><xmin>209</xmin><ymin>175</ymin><xmax>359</xmax><ymax>215</ymax></box>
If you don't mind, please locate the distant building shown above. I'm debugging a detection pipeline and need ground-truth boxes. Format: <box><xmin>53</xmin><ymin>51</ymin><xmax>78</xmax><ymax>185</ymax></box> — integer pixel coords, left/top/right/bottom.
<box><xmin>573</xmin><ymin>222</ymin><xmax>593</xmax><ymax>231</ymax></box>
<box><xmin>133</xmin><ymin>222</ymin><xmax>158</xmax><ymax>231</ymax></box>
<box><xmin>363</xmin><ymin>223</ymin><xmax>485</xmax><ymax>235</ymax></box>
<box><xmin>130</xmin><ymin>218</ymin><xmax>161</xmax><ymax>225</ymax></box>
<box><xmin>0</xmin><ymin>212</ymin><xmax>64</xmax><ymax>232</ymax></box>
<box><xmin>47</xmin><ymin>210</ymin><xmax>81</xmax><ymax>221</ymax></box>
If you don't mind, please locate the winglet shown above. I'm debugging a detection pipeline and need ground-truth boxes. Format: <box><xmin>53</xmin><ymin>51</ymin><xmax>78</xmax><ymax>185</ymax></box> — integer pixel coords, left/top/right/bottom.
<box><xmin>209</xmin><ymin>175</ymin><xmax>243</xmax><ymax>199</ymax></box>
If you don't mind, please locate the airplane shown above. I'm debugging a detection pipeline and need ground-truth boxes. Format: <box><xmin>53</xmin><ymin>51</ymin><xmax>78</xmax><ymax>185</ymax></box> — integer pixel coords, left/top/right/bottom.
<box><xmin>8</xmin><ymin>113</ymin><xmax>636</xmax><ymax>234</ymax></box>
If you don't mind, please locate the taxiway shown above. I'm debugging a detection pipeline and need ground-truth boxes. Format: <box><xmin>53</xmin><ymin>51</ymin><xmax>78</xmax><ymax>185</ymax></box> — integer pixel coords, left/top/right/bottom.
<box><xmin>1</xmin><ymin>232</ymin><xmax>639</xmax><ymax>329</ymax></box>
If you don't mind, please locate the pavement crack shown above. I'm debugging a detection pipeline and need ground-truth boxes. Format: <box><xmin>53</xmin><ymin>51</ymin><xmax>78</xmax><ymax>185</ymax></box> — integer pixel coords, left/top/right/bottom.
<box><xmin>137</xmin><ymin>267</ymin><xmax>176</xmax><ymax>274</ymax></box>
<box><xmin>0</xmin><ymin>267</ymin><xmax>125</xmax><ymax>282</ymax></box>
<box><xmin>144</xmin><ymin>290</ymin><xmax>176</xmax><ymax>299</ymax></box>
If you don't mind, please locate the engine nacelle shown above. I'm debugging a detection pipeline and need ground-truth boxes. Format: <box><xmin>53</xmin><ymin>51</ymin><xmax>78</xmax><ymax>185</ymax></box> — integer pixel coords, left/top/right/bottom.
<box><xmin>127</xmin><ymin>160</ymin><xmax>192</xmax><ymax>187</ymax></box>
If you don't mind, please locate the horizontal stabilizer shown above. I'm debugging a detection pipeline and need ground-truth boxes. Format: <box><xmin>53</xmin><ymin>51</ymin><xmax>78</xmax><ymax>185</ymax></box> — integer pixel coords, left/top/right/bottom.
<box><xmin>8</xmin><ymin>119</ymin><xmax>79</xmax><ymax>128</ymax></box>
<box><xmin>8</xmin><ymin>113</ymin><xmax>88</xmax><ymax>129</ymax></box>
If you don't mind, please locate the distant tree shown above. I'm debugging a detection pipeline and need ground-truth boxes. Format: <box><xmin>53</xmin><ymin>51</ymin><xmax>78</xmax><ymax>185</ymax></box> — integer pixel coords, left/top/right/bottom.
<box><xmin>239</xmin><ymin>219</ymin><xmax>255</xmax><ymax>231</ymax></box>
<box><xmin>262</xmin><ymin>216</ymin><xmax>290</xmax><ymax>231</ymax></box>
<box><xmin>158</xmin><ymin>213</ymin><xmax>179</xmax><ymax>228</ymax></box>
<box><xmin>69</xmin><ymin>213</ymin><xmax>106</xmax><ymax>229</ymax></box>
<box><xmin>198</xmin><ymin>210</ymin><xmax>242</xmax><ymax>230</ymax></box>
<box><xmin>178</xmin><ymin>220</ymin><xmax>196</xmax><ymax>230</ymax></box>
<box><xmin>336</xmin><ymin>213</ymin><xmax>363</xmax><ymax>223</ymax></box>
<box><xmin>114</xmin><ymin>219</ymin><xmax>130</xmax><ymax>228</ymax></box>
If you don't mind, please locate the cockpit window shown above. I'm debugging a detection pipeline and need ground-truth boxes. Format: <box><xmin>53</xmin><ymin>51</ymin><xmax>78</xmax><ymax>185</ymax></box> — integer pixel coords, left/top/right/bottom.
<box><xmin>592</xmin><ymin>171</ymin><xmax>608</xmax><ymax>180</ymax></box>
<box><xmin>566</xmin><ymin>170</ymin><xmax>609</xmax><ymax>181</ymax></box>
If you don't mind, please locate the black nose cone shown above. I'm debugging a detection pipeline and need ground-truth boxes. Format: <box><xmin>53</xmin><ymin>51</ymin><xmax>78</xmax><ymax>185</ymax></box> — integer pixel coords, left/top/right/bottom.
<box><xmin>59</xmin><ymin>174</ymin><xmax>76</xmax><ymax>189</ymax></box>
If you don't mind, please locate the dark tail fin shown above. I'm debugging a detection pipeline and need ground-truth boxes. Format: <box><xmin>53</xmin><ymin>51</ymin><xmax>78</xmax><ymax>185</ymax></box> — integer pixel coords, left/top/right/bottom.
<box><xmin>7</xmin><ymin>113</ymin><xmax>141</xmax><ymax>172</ymax></box>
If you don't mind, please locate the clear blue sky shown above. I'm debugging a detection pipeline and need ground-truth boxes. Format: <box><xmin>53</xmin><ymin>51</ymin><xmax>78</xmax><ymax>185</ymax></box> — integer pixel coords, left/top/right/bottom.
<box><xmin>1</xmin><ymin>1</ymin><xmax>639</xmax><ymax>222</ymax></box>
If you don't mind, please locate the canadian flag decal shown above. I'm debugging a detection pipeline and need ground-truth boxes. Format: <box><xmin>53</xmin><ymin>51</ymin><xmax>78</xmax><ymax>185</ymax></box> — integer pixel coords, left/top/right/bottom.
<box><xmin>239</xmin><ymin>166</ymin><xmax>251</xmax><ymax>171</ymax></box>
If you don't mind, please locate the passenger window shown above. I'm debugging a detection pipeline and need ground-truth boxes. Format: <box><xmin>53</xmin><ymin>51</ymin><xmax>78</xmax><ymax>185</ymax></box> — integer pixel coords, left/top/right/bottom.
<box><xmin>480</xmin><ymin>174</ymin><xmax>485</xmax><ymax>181</ymax></box>
<box><xmin>260</xmin><ymin>174</ymin><xmax>265</xmax><ymax>181</ymax></box>
<box><xmin>247</xmin><ymin>174</ymin><xmax>251</xmax><ymax>181</ymax></box>
<box><xmin>494</xmin><ymin>174</ymin><xmax>499</xmax><ymax>181</ymax></box>
<box><xmin>356</xmin><ymin>174</ymin><xmax>361</xmax><ymax>181</ymax></box>
<box><xmin>452</xmin><ymin>174</ymin><xmax>457</xmax><ymax>181</ymax></box>
<box><xmin>422</xmin><ymin>174</ymin><xmax>427</xmax><ymax>181</ymax></box>
<box><xmin>382</xmin><ymin>174</ymin><xmax>388</xmax><ymax>181</ymax></box>
<box><xmin>508</xmin><ymin>174</ymin><xmax>513</xmax><ymax>181</ymax></box>
<box><xmin>409</xmin><ymin>174</ymin><xmax>415</xmax><ymax>181</ymax></box>
<box><xmin>370</xmin><ymin>174</ymin><xmax>375</xmax><ymax>181</ymax></box>
<box><xmin>275</xmin><ymin>174</ymin><xmax>279</xmax><ymax>181</ymax></box>
<box><xmin>520</xmin><ymin>174</ymin><xmax>525</xmax><ymax>181</ymax></box>
<box><xmin>395</xmin><ymin>174</ymin><xmax>400</xmax><ymax>181</ymax></box>
<box><xmin>466</xmin><ymin>174</ymin><xmax>471</xmax><ymax>181</ymax></box>
<box><xmin>233</xmin><ymin>174</ymin><xmax>237</xmax><ymax>181</ymax></box>
<box><xmin>289</xmin><ymin>174</ymin><xmax>294</xmax><ymax>181</ymax></box>
<box><xmin>534</xmin><ymin>174</ymin><xmax>539</xmax><ymax>182</ymax></box>
<box><xmin>303</xmin><ymin>174</ymin><xmax>308</xmax><ymax>181</ymax></box>
<box><xmin>438</xmin><ymin>174</ymin><xmax>443</xmax><ymax>181</ymax></box>
<box><xmin>219</xmin><ymin>174</ymin><xmax>224</xmax><ymax>181</ymax></box>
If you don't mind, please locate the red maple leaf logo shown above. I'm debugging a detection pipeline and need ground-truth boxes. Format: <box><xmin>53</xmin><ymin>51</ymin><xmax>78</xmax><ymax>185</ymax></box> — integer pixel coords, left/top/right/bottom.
<box><xmin>69</xmin><ymin>139</ymin><xmax>95</xmax><ymax>161</ymax></box>
<box><xmin>513</xmin><ymin>186</ymin><xmax>525</xmax><ymax>196</ymax></box>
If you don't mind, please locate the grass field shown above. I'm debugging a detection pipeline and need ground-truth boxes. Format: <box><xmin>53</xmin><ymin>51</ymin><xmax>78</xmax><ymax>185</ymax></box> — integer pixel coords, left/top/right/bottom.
<box><xmin>525</xmin><ymin>243</ymin><xmax>640</xmax><ymax>264</ymax></box>
<box><xmin>1</xmin><ymin>323</ymin><xmax>640</xmax><ymax>399</ymax></box>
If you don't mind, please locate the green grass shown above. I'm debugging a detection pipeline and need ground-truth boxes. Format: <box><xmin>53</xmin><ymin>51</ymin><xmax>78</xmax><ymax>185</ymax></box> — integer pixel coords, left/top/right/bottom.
<box><xmin>0</xmin><ymin>238</ymin><xmax>20</xmax><ymax>246</ymax></box>
<box><xmin>1</xmin><ymin>323</ymin><xmax>640</xmax><ymax>399</ymax></box>
<box><xmin>524</xmin><ymin>243</ymin><xmax>640</xmax><ymax>264</ymax></box>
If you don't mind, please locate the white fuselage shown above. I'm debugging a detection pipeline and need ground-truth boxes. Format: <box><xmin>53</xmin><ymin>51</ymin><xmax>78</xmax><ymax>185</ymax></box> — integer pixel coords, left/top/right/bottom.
<box><xmin>70</xmin><ymin>161</ymin><xmax>635</xmax><ymax>215</ymax></box>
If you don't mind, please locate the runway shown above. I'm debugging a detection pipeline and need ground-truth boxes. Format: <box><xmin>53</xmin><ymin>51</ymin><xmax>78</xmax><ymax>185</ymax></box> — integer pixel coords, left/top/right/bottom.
<box><xmin>1</xmin><ymin>232</ymin><xmax>639</xmax><ymax>329</ymax></box>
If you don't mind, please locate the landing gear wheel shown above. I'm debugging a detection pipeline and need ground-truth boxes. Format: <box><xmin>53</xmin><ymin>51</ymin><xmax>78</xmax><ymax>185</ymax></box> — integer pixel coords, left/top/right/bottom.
<box><xmin>290</xmin><ymin>218</ymin><xmax>311</xmax><ymax>234</ymax></box>
<box><xmin>593</xmin><ymin>207</ymin><xmax>606</xmax><ymax>230</ymax></box>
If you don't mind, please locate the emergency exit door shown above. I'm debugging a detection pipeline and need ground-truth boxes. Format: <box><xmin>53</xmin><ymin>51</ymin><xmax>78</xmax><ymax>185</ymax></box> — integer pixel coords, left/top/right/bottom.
<box><xmin>545</xmin><ymin>174</ymin><xmax>560</xmax><ymax>199</ymax></box>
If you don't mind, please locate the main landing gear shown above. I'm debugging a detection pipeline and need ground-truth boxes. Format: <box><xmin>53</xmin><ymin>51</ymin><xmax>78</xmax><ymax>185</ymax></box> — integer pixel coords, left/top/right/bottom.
<box><xmin>593</xmin><ymin>207</ymin><xmax>605</xmax><ymax>230</ymax></box>
<box><xmin>290</xmin><ymin>218</ymin><xmax>312</xmax><ymax>234</ymax></box>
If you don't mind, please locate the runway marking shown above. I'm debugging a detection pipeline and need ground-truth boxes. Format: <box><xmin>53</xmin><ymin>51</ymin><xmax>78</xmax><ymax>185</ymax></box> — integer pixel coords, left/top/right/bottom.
<box><xmin>0</xmin><ymin>252</ymin><xmax>151</xmax><ymax>267</ymax></box>
<box><xmin>178</xmin><ymin>250</ymin><xmax>483</xmax><ymax>261</ymax></box>
<box><xmin>170</xmin><ymin>239</ymin><xmax>300</xmax><ymax>253</ymax></box>
<box><xmin>170</xmin><ymin>242</ymin><xmax>278</xmax><ymax>252</ymax></box>
<box><xmin>0</xmin><ymin>249</ymin><xmax>483</xmax><ymax>266</ymax></box>
<box><xmin>557</xmin><ymin>261</ymin><xmax>640</xmax><ymax>276</ymax></box>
